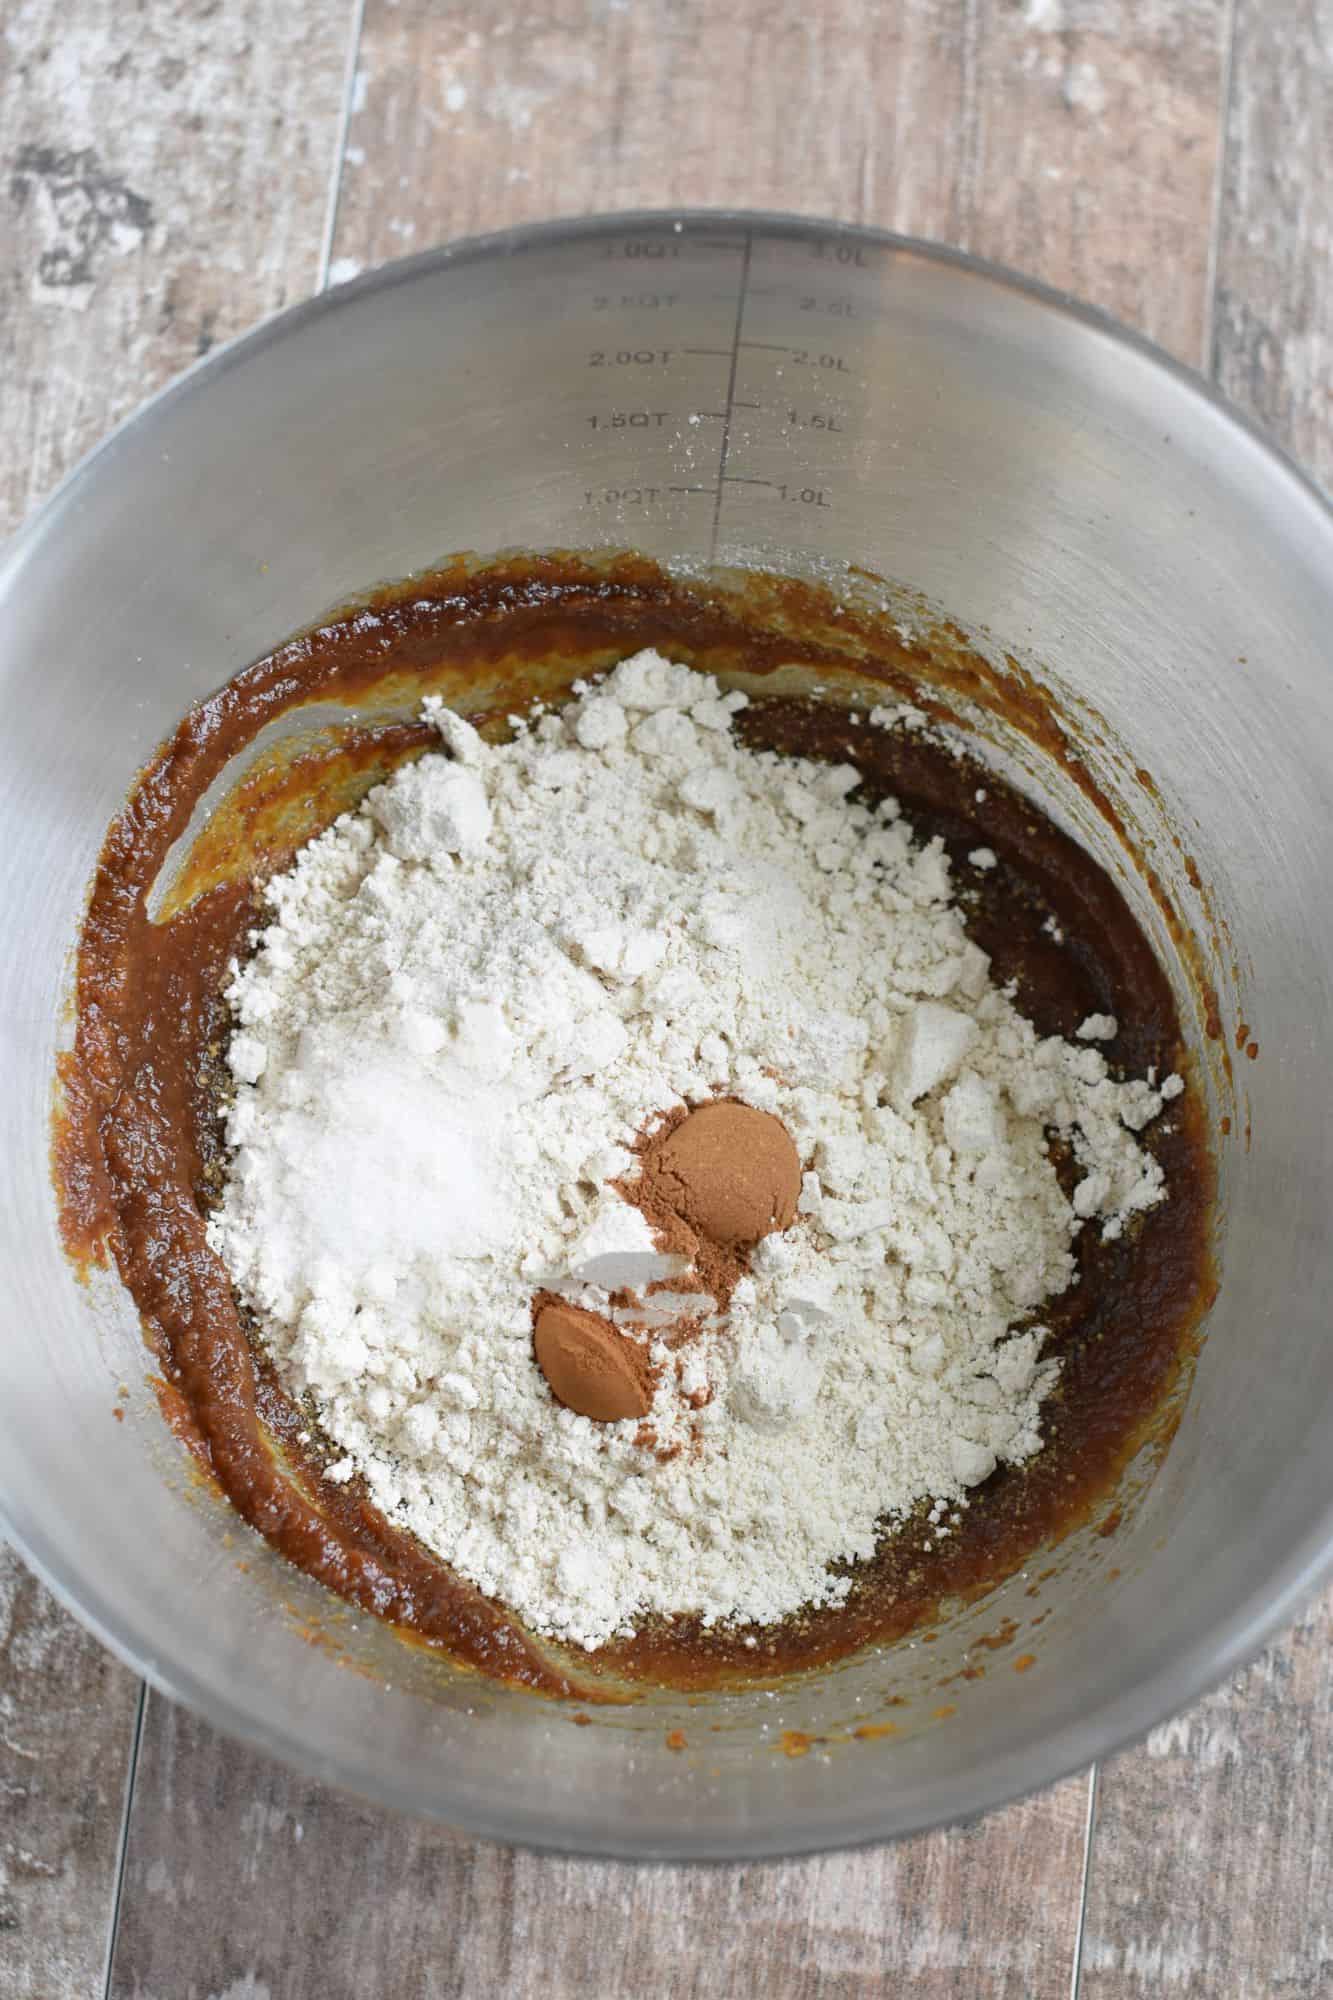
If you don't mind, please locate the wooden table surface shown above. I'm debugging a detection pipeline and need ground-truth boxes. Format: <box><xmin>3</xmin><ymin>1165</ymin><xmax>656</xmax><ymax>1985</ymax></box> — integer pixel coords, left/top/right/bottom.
<box><xmin>3</xmin><ymin>3</ymin><xmax>1330</xmax><ymax>1994</ymax></box>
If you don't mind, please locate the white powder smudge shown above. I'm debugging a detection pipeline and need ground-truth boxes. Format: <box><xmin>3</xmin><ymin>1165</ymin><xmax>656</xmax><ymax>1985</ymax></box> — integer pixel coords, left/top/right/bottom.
<box><xmin>1064</xmin><ymin>61</ymin><xmax>1108</xmax><ymax>116</ymax></box>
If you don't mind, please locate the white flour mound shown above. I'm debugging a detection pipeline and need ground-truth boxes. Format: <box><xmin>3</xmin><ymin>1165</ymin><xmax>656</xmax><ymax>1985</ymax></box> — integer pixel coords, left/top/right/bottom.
<box><xmin>207</xmin><ymin>650</ymin><xmax>1182</xmax><ymax>1650</ymax></box>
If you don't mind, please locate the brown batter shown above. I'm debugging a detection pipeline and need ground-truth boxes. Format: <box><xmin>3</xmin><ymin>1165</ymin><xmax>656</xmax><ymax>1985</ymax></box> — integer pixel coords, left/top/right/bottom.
<box><xmin>53</xmin><ymin>552</ymin><xmax>1214</xmax><ymax>1699</ymax></box>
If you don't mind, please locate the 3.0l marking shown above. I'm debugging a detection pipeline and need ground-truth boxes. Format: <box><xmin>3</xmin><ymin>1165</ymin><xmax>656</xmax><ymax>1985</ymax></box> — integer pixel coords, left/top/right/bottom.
<box><xmin>810</xmin><ymin>239</ymin><xmax>872</xmax><ymax>267</ymax></box>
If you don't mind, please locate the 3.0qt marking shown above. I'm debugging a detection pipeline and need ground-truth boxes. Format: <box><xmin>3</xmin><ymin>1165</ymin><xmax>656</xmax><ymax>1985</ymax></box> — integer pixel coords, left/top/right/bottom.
<box><xmin>601</xmin><ymin>239</ymin><xmax>682</xmax><ymax>260</ymax></box>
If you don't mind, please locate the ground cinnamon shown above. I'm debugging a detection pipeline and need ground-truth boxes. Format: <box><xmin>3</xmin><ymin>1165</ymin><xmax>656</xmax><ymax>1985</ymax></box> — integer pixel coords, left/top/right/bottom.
<box><xmin>532</xmin><ymin>1297</ymin><xmax>656</xmax><ymax>1423</ymax></box>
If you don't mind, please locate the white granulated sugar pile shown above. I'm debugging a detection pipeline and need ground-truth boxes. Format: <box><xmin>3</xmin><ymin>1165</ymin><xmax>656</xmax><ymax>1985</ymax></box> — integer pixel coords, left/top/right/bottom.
<box><xmin>207</xmin><ymin>649</ymin><xmax>1181</xmax><ymax>1650</ymax></box>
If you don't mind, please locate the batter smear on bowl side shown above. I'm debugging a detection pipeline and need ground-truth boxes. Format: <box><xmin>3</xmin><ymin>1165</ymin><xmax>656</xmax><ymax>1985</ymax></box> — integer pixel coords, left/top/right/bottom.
<box><xmin>55</xmin><ymin>562</ymin><xmax>1214</xmax><ymax>1695</ymax></box>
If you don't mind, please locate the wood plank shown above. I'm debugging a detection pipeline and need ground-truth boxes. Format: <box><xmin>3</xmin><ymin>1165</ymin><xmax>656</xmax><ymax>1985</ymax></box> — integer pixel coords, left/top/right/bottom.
<box><xmin>1080</xmin><ymin>1589</ymin><xmax>1333</xmax><ymax>1998</ymax></box>
<box><xmin>325</xmin><ymin>0</ymin><xmax>971</xmax><ymax>277</ymax></box>
<box><xmin>960</xmin><ymin>0</ymin><xmax>1231</xmax><ymax>365</ymax></box>
<box><xmin>0</xmin><ymin>2</ymin><xmax>353</xmax><ymax>1992</ymax></box>
<box><xmin>1210</xmin><ymin>0</ymin><xmax>1333</xmax><ymax>485</ymax></box>
<box><xmin>1</xmin><ymin>0</ymin><xmax>353</xmax><ymax>537</ymax></box>
<box><xmin>0</xmin><ymin>1547</ymin><xmax>142</xmax><ymax>2000</ymax></box>
<box><xmin>328</xmin><ymin>0</ymin><xmax>1228</xmax><ymax>363</ymax></box>
<box><xmin>108</xmin><ymin>1694</ymin><xmax>1091</xmax><ymax>2000</ymax></box>
<box><xmin>1082</xmin><ymin>8</ymin><xmax>1333</xmax><ymax>1990</ymax></box>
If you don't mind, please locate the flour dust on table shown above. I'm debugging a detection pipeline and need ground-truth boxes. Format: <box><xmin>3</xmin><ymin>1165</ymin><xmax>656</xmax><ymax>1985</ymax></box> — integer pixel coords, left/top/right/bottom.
<box><xmin>207</xmin><ymin>651</ymin><xmax>1182</xmax><ymax>1650</ymax></box>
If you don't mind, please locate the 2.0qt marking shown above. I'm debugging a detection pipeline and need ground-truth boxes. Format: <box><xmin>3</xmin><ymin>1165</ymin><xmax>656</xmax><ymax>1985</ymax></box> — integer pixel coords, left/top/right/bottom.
<box><xmin>588</xmin><ymin>348</ymin><xmax>674</xmax><ymax>367</ymax></box>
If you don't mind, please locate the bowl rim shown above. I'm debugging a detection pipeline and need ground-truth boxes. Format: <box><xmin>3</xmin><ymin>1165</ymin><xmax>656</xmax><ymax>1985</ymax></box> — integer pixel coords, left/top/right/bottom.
<box><xmin>4</xmin><ymin>206</ymin><xmax>1333</xmax><ymax>1861</ymax></box>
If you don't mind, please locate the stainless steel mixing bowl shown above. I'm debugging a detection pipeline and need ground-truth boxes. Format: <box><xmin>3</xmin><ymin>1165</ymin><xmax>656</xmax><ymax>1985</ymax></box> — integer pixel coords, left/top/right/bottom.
<box><xmin>3</xmin><ymin>212</ymin><xmax>1331</xmax><ymax>1859</ymax></box>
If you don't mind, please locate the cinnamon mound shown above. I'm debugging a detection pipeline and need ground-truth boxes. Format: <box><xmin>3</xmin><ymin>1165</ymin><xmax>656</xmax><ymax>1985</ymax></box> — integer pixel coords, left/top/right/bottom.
<box><xmin>533</xmin><ymin>1299</ymin><xmax>654</xmax><ymax>1423</ymax></box>
<box><xmin>649</xmin><ymin>1100</ymin><xmax>801</xmax><ymax>1248</ymax></box>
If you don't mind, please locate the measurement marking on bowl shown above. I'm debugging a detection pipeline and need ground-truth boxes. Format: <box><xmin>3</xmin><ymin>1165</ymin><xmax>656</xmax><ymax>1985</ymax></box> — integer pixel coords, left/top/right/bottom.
<box><xmin>708</xmin><ymin>232</ymin><xmax>753</xmax><ymax>554</ymax></box>
<box><xmin>573</xmin><ymin>224</ymin><xmax>875</xmax><ymax>549</ymax></box>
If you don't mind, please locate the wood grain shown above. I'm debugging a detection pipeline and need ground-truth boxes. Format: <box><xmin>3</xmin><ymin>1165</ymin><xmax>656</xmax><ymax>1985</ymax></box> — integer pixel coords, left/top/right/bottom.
<box><xmin>1</xmin><ymin>2</ymin><xmax>353</xmax><ymax>1993</ymax></box>
<box><xmin>108</xmin><ymin>1694</ymin><xmax>1091</xmax><ymax>2000</ymax></box>
<box><xmin>1</xmin><ymin>0</ymin><xmax>352</xmax><ymax>537</ymax></box>
<box><xmin>0</xmin><ymin>1547</ymin><xmax>141</xmax><ymax>2000</ymax></box>
<box><xmin>1210</xmin><ymin>0</ymin><xmax>1333</xmax><ymax>483</ymax></box>
<box><xmin>961</xmin><ymin>0</ymin><xmax>1231</xmax><ymax>364</ymax></box>
<box><xmin>326</xmin><ymin>0</ymin><xmax>971</xmax><ymax>271</ymax></box>
<box><xmin>1082</xmin><ymin>7</ymin><xmax>1333</xmax><ymax>1991</ymax></box>
<box><xmin>1080</xmin><ymin>1590</ymin><xmax>1333</xmax><ymax>1999</ymax></box>
<box><xmin>329</xmin><ymin>0</ymin><xmax>1228</xmax><ymax>358</ymax></box>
